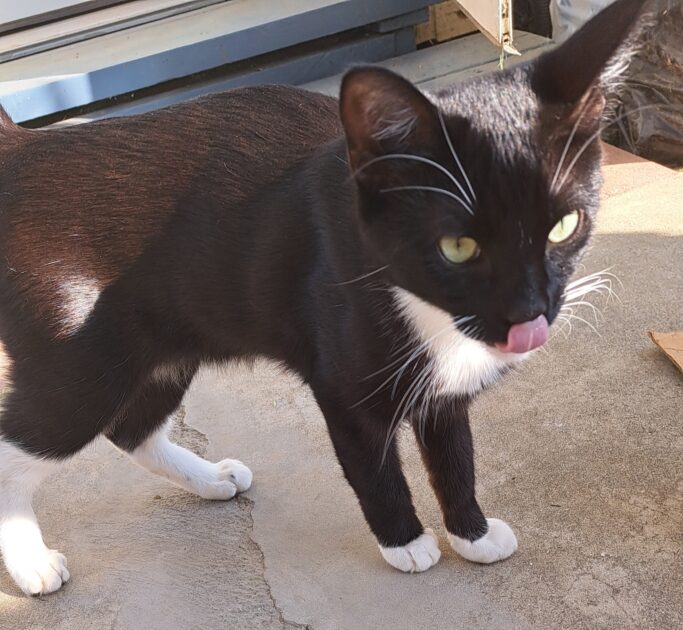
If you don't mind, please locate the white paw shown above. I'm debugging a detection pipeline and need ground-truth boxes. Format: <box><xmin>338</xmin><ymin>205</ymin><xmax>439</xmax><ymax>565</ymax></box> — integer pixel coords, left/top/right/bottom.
<box><xmin>7</xmin><ymin>548</ymin><xmax>70</xmax><ymax>596</ymax></box>
<box><xmin>216</xmin><ymin>458</ymin><xmax>253</xmax><ymax>493</ymax></box>
<box><xmin>194</xmin><ymin>459</ymin><xmax>252</xmax><ymax>500</ymax></box>
<box><xmin>448</xmin><ymin>518</ymin><xmax>517</xmax><ymax>564</ymax></box>
<box><xmin>379</xmin><ymin>528</ymin><xmax>441</xmax><ymax>573</ymax></box>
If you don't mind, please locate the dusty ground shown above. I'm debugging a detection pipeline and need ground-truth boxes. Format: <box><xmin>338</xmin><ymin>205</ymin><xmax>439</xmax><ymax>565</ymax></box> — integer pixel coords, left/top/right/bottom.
<box><xmin>0</xmin><ymin>146</ymin><xmax>681</xmax><ymax>629</ymax></box>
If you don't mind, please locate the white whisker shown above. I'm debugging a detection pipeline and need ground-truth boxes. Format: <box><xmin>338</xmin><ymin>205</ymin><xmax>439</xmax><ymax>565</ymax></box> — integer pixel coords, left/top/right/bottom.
<box><xmin>380</xmin><ymin>186</ymin><xmax>472</xmax><ymax>214</ymax></box>
<box><xmin>436</xmin><ymin>109</ymin><xmax>477</xmax><ymax>204</ymax></box>
<box><xmin>565</xmin><ymin>268</ymin><xmax>621</xmax><ymax>290</ymax></box>
<box><xmin>564</xmin><ymin>312</ymin><xmax>601</xmax><ymax>336</ymax></box>
<box><xmin>333</xmin><ymin>265</ymin><xmax>389</xmax><ymax>286</ymax></box>
<box><xmin>565</xmin><ymin>281</ymin><xmax>618</xmax><ymax>303</ymax></box>
<box><xmin>382</xmin><ymin>362</ymin><xmax>433</xmax><ymax>464</ymax></box>
<box><xmin>562</xmin><ymin>299</ymin><xmax>604</xmax><ymax>323</ymax></box>
<box><xmin>353</xmin><ymin>320</ymin><xmax>458</xmax><ymax>408</ymax></box>
<box><xmin>373</xmin><ymin>109</ymin><xmax>418</xmax><ymax>143</ymax></box>
<box><xmin>552</xmin><ymin>315</ymin><xmax>572</xmax><ymax>340</ymax></box>
<box><xmin>352</xmin><ymin>153</ymin><xmax>472</xmax><ymax>210</ymax></box>
<box><xmin>389</xmin><ymin>313</ymin><xmax>475</xmax><ymax>398</ymax></box>
<box><xmin>550</xmin><ymin>97</ymin><xmax>590</xmax><ymax>193</ymax></box>
<box><xmin>364</xmin><ymin>314</ymin><xmax>475</xmax><ymax>381</ymax></box>
<box><xmin>556</xmin><ymin>104</ymin><xmax>680</xmax><ymax>191</ymax></box>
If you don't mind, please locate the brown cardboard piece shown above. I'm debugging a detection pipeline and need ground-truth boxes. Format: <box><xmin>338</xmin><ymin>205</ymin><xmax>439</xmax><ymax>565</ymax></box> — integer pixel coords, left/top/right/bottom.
<box><xmin>649</xmin><ymin>331</ymin><xmax>683</xmax><ymax>374</ymax></box>
<box><xmin>416</xmin><ymin>1</ymin><xmax>476</xmax><ymax>45</ymax></box>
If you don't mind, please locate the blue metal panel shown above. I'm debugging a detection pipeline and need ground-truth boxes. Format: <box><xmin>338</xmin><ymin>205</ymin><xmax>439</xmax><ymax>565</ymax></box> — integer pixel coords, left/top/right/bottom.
<box><xmin>0</xmin><ymin>0</ymin><xmax>436</xmax><ymax>123</ymax></box>
<box><xmin>52</xmin><ymin>29</ymin><xmax>416</xmax><ymax>125</ymax></box>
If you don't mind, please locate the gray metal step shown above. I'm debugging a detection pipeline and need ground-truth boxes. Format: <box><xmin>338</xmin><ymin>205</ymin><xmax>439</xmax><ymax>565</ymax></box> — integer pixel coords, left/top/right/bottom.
<box><xmin>304</xmin><ymin>30</ymin><xmax>552</xmax><ymax>95</ymax></box>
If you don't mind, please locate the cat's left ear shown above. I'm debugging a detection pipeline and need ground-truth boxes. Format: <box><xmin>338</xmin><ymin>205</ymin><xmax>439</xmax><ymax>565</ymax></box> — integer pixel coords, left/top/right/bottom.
<box><xmin>339</xmin><ymin>66</ymin><xmax>440</xmax><ymax>184</ymax></box>
<box><xmin>532</xmin><ymin>0</ymin><xmax>647</xmax><ymax>123</ymax></box>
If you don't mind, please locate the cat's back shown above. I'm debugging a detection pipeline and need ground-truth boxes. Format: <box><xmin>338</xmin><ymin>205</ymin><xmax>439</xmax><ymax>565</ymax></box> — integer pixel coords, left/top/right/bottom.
<box><xmin>0</xmin><ymin>83</ymin><xmax>340</xmax><ymax>230</ymax></box>
<box><xmin>0</xmin><ymin>85</ymin><xmax>341</xmax><ymax>338</ymax></box>
<box><xmin>0</xmin><ymin>85</ymin><xmax>341</xmax><ymax>296</ymax></box>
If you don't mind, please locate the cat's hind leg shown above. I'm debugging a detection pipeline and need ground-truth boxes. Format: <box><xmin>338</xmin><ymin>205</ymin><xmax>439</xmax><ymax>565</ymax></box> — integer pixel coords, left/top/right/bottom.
<box><xmin>106</xmin><ymin>367</ymin><xmax>252</xmax><ymax>500</ymax></box>
<box><xmin>0</xmin><ymin>438</ymin><xmax>69</xmax><ymax>596</ymax></box>
<box><xmin>0</xmin><ymin>359</ymin><xmax>138</xmax><ymax>595</ymax></box>
<box><xmin>0</xmin><ymin>368</ymin><xmax>114</xmax><ymax>596</ymax></box>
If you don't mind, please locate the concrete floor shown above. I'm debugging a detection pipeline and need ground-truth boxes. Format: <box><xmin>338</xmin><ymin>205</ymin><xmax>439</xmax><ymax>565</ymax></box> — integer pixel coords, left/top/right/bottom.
<box><xmin>1</xmin><ymin>146</ymin><xmax>681</xmax><ymax>629</ymax></box>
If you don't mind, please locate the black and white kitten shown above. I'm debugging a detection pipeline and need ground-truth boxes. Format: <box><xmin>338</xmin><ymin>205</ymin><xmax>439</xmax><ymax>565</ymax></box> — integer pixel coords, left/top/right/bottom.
<box><xmin>0</xmin><ymin>0</ymin><xmax>645</xmax><ymax>595</ymax></box>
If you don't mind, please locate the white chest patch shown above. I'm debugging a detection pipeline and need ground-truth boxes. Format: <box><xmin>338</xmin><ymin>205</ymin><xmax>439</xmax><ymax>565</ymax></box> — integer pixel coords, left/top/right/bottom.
<box><xmin>393</xmin><ymin>288</ymin><xmax>529</xmax><ymax>397</ymax></box>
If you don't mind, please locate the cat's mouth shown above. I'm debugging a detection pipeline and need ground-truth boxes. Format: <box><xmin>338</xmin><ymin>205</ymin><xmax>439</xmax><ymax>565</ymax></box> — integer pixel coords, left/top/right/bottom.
<box><xmin>493</xmin><ymin>315</ymin><xmax>549</xmax><ymax>354</ymax></box>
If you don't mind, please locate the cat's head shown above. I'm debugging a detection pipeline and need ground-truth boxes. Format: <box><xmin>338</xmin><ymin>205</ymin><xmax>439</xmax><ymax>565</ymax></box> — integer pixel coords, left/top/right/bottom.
<box><xmin>340</xmin><ymin>0</ymin><xmax>645</xmax><ymax>355</ymax></box>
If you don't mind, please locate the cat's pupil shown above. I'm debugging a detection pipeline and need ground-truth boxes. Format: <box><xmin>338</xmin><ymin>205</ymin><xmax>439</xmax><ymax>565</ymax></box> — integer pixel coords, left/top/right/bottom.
<box><xmin>548</xmin><ymin>211</ymin><xmax>580</xmax><ymax>244</ymax></box>
<box><xmin>439</xmin><ymin>236</ymin><xmax>480</xmax><ymax>264</ymax></box>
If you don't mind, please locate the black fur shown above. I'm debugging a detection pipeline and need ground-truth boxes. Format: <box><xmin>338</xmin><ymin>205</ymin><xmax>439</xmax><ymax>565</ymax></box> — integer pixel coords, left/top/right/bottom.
<box><xmin>0</xmin><ymin>0</ymin><xmax>645</xmax><ymax>551</ymax></box>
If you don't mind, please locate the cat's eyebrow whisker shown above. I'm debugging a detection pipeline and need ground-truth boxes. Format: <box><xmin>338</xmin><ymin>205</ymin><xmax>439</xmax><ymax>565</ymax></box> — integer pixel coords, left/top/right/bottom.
<box><xmin>550</xmin><ymin>97</ymin><xmax>590</xmax><ymax>193</ymax></box>
<box><xmin>436</xmin><ymin>109</ymin><xmax>477</xmax><ymax>205</ymax></box>
<box><xmin>380</xmin><ymin>186</ymin><xmax>472</xmax><ymax>215</ymax></box>
<box><xmin>352</xmin><ymin>153</ymin><xmax>472</xmax><ymax>211</ymax></box>
<box><xmin>556</xmin><ymin>103</ymin><xmax>682</xmax><ymax>192</ymax></box>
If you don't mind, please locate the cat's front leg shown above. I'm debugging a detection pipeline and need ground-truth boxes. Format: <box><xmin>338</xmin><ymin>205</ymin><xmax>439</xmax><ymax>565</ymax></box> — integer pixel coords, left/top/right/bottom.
<box><xmin>415</xmin><ymin>398</ymin><xmax>518</xmax><ymax>564</ymax></box>
<box><xmin>312</xmin><ymin>384</ymin><xmax>441</xmax><ymax>573</ymax></box>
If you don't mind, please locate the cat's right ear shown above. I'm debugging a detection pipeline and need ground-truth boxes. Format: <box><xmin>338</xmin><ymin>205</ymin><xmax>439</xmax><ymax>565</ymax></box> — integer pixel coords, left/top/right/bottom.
<box><xmin>339</xmin><ymin>66</ymin><xmax>440</xmax><ymax>186</ymax></box>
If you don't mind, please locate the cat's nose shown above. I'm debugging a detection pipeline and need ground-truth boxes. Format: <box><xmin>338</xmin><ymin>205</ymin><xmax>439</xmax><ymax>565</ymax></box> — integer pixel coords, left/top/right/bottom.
<box><xmin>504</xmin><ymin>267</ymin><xmax>548</xmax><ymax>325</ymax></box>
<box><xmin>505</xmin><ymin>297</ymin><xmax>548</xmax><ymax>325</ymax></box>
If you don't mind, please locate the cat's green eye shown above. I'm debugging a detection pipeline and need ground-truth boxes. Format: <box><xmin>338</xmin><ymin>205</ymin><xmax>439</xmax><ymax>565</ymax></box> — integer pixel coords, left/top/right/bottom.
<box><xmin>438</xmin><ymin>236</ymin><xmax>480</xmax><ymax>264</ymax></box>
<box><xmin>548</xmin><ymin>211</ymin><xmax>580</xmax><ymax>244</ymax></box>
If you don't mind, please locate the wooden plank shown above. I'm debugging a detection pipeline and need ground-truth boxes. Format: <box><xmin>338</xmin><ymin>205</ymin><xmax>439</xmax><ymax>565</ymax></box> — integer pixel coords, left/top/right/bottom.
<box><xmin>456</xmin><ymin>0</ymin><xmax>503</xmax><ymax>45</ymax></box>
<box><xmin>416</xmin><ymin>1</ymin><xmax>476</xmax><ymax>45</ymax></box>
<box><xmin>433</xmin><ymin>1</ymin><xmax>477</xmax><ymax>41</ymax></box>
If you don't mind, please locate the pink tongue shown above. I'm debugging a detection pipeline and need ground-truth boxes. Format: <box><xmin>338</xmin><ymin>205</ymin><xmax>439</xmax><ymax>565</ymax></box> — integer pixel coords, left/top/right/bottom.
<box><xmin>495</xmin><ymin>315</ymin><xmax>549</xmax><ymax>354</ymax></box>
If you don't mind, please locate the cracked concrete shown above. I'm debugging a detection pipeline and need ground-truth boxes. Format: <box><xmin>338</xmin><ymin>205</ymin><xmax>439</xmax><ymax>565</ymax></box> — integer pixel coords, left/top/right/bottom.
<box><xmin>0</xmin><ymin>145</ymin><xmax>681</xmax><ymax>629</ymax></box>
<box><xmin>0</xmin><ymin>406</ymin><xmax>303</xmax><ymax>630</ymax></box>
